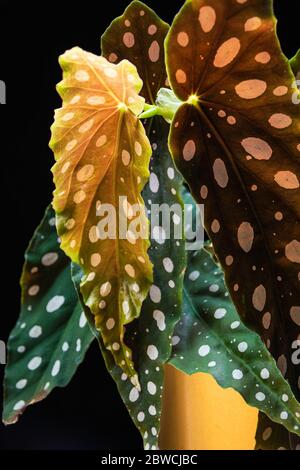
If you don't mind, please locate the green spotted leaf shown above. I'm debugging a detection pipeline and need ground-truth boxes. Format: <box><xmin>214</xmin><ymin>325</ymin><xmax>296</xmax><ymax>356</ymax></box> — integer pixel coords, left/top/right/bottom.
<box><xmin>97</xmin><ymin>7</ymin><xmax>185</xmax><ymax>448</ymax></box>
<box><xmin>101</xmin><ymin>1</ymin><xmax>169</xmax><ymax>105</ymax></box>
<box><xmin>166</xmin><ymin>0</ymin><xmax>300</xmax><ymax>448</ymax></box>
<box><xmin>3</xmin><ymin>206</ymin><xmax>94</xmax><ymax>425</ymax></box>
<box><xmin>50</xmin><ymin>47</ymin><xmax>153</xmax><ymax>380</ymax></box>
<box><xmin>73</xmin><ymin>116</ymin><xmax>186</xmax><ymax>450</ymax></box>
<box><xmin>169</xmin><ymin>241</ymin><xmax>300</xmax><ymax>439</ymax></box>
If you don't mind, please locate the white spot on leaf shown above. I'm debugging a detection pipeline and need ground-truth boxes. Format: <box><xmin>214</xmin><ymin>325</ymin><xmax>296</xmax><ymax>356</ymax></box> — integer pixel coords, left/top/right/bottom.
<box><xmin>150</xmin><ymin>285</ymin><xmax>161</xmax><ymax>303</ymax></box>
<box><xmin>213</xmin><ymin>159</ymin><xmax>228</xmax><ymax>188</ymax></box>
<box><xmin>148</xmin><ymin>41</ymin><xmax>160</xmax><ymax>62</ymax></box>
<box><xmin>147</xmin><ymin>345</ymin><xmax>158</xmax><ymax>360</ymax></box>
<box><xmin>235</xmin><ymin>79</ymin><xmax>267</xmax><ymax>99</ymax></box>
<box><xmin>237</xmin><ymin>222</ymin><xmax>254</xmax><ymax>253</ymax></box>
<box><xmin>245</xmin><ymin>17</ymin><xmax>262</xmax><ymax>32</ymax></box>
<box><xmin>241</xmin><ymin>137</ymin><xmax>272</xmax><ymax>160</ymax></box>
<box><xmin>46</xmin><ymin>295</ymin><xmax>65</xmax><ymax>313</ymax></box>
<box><xmin>153</xmin><ymin>310</ymin><xmax>166</xmax><ymax>331</ymax></box>
<box><xmin>198</xmin><ymin>6</ymin><xmax>216</xmax><ymax>33</ymax></box>
<box><xmin>149</xmin><ymin>173</ymin><xmax>159</xmax><ymax>193</ymax></box>
<box><xmin>183</xmin><ymin>140</ymin><xmax>196</xmax><ymax>161</ymax></box>
<box><xmin>198</xmin><ymin>345</ymin><xmax>210</xmax><ymax>357</ymax></box>
<box><xmin>274</xmin><ymin>171</ymin><xmax>299</xmax><ymax>189</ymax></box>
<box><xmin>290</xmin><ymin>306</ymin><xmax>300</xmax><ymax>326</ymax></box>
<box><xmin>285</xmin><ymin>240</ymin><xmax>300</xmax><ymax>263</ymax></box>
<box><xmin>268</xmin><ymin>113</ymin><xmax>292</xmax><ymax>129</ymax></box>
<box><xmin>214</xmin><ymin>37</ymin><xmax>241</xmax><ymax>68</ymax></box>
<box><xmin>252</xmin><ymin>285</ymin><xmax>266</xmax><ymax>312</ymax></box>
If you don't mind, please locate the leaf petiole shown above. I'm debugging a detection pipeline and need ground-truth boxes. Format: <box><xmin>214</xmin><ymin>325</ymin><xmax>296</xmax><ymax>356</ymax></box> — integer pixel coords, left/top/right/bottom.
<box><xmin>139</xmin><ymin>88</ymin><xmax>182</xmax><ymax>123</ymax></box>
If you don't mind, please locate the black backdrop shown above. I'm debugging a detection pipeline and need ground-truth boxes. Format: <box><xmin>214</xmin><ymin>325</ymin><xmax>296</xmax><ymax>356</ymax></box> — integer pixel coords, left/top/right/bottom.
<box><xmin>0</xmin><ymin>0</ymin><xmax>298</xmax><ymax>450</ymax></box>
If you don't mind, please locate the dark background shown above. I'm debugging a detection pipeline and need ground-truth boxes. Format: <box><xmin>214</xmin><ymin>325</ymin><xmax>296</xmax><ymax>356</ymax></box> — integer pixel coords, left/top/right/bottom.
<box><xmin>0</xmin><ymin>0</ymin><xmax>298</xmax><ymax>450</ymax></box>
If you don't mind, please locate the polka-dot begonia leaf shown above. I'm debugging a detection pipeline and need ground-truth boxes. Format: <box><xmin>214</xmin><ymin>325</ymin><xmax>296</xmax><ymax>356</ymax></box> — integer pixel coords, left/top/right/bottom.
<box><xmin>169</xmin><ymin>239</ymin><xmax>300</xmax><ymax>441</ymax></box>
<box><xmin>96</xmin><ymin>5</ymin><xmax>185</xmax><ymax>448</ymax></box>
<box><xmin>258</xmin><ymin>51</ymin><xmax>300</xmax><ymax>451</ymax></box>
<box><xmin>2</xmin><ymin>206</ymin><xmax>94</xmax><ymax>425</ymax></box>
<box><xmin>72</xmin><ymin>116</ymin><xmax>186</xmax><ymax>450</ymax></box>
<box><xmin>5</xmin><ymin>0</ymin><xmax>299</xmax><ymax>451</ymax></box>
<box><xmin>166</xmin><ymin>0</ymin><xmax>300</xmax><ymax>448</ymax></box>
<box><xmin>50</xmin><ymin>47</ymin><xmax>153</xmax><ymax>381</ymax></box>
<box><xmin>101</xmin><ymin>1</ymin><xmax>169</xmax><ymax>105</ymax></box>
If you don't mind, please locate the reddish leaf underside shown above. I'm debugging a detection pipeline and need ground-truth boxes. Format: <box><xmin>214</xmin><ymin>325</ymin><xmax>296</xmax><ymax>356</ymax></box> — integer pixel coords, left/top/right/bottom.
<box><xmin>166</xmin><ymin>0</ymin><xmax>300</xmax><ymax>447</ymax></box>
<box><xmin>50</xmin><ymin>48</ymin><xmax>153</xmax><ymax>381</ymax></box>
<box><xmin>101</xmin><ymin>0</ymin><xmax>169</xmax><ymax>104</ymax></box>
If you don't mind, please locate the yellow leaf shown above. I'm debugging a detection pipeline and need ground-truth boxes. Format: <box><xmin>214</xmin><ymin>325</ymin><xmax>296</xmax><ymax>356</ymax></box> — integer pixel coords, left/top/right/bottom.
<box><xmin>50</xmin><ymin>47</ymin><xmax>153</xmax><ymax>381</ymax></box>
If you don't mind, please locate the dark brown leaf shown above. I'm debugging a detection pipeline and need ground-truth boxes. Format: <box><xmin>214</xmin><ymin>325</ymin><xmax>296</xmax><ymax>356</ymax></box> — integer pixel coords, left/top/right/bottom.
<box><xmin>166</xmin><ymin>0</ymin><xmax>300</xmax><ymax>448</ymax></box>
<box><xmin>101</xmin><ymin>0</ymin><xmax>169</xmax><ymax>104</ymax></box>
